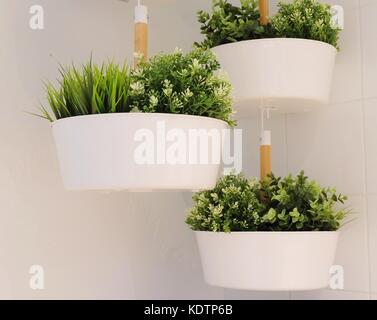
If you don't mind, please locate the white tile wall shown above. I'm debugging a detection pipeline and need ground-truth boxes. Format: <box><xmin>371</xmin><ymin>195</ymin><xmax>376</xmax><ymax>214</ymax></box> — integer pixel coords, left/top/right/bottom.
<box><xmin>359</xmin><ymin>0</ymin><xmax>376</xmax><ymax>8</ymax></box>
<box><xmin>286</xmin><ymin>101</ymin><xmax>365</xmax><ymax>195</ymax></box>
<box><xmin>329</xmin><ymin>5</ymin><xmax>362</xmax><ymax>104</ymax></box>
<box><xmin>361</xmin><ymin>2</ymin><xmax>377</xmax><ymax>99</ymax></box>
<box><xmin>364</xmin><ymin>99</ymin><xmax>377</xmax><ymax>193</ymax></box>
<box><xmin>367</xmin><ymin>196</ymin><xmax>377</xmax><ymax>294</ymax></box>
<box><xmin>291</xmin><ymin>289</ymin><xmax>370</xmax><ymax>300</ymax></box>
<box><xmin>333</xmin><ymin>196</ymin><xmax>369</xmax><ymax>292</ymax></box>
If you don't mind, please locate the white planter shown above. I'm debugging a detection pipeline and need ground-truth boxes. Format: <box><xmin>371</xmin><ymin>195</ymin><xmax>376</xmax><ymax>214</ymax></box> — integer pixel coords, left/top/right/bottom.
<box><xmin>195</xmin><ymin>231</ymin><xmax>339</xmax><ymax>291</ymax></box>
<box><xmin>52</xmin><ymin>113</ymin><xmax>228</xmax><ymax>191</ymax></box>
<box><xmin>213</xmin><ymin>38</ymin><xmax>337</xmax><ymax>117</ymax></box>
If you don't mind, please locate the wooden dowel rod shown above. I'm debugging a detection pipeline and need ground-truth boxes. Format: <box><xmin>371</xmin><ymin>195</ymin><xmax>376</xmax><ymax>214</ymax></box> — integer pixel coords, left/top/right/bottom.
<box><xmin>259</xmin><ymin>1</ymin><xmax>271</xmax><ymax>178</ymax></box>
<box><xmin>259</xmin><ymin>0</ymin><xmax>269</xmax><ymax>25</ymax></box>
<box><xmin>134</xmin><ymin>22</ymin><xmax>148</xmax><ymax>66</ymax></box>
<box><xmin>134</xmin><ymin>4</ymin><xmax>148</xmax><ymax>67</ymax></box>
<box><xmin>260</xmin><ymin>145</ymin><xmax>272</xmax><ymax>179</ymax></box>
<box><xmin>260</xmin><ymin>130</ymin><xmax>272</xmax><ymax>179</ymax></box>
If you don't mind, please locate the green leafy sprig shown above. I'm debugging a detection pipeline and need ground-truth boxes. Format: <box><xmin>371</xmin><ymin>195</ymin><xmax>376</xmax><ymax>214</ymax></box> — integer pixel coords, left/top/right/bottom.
<box><xmin>196</xmin><ymin>0</ymin><xmax>341</xmax><ymax>49</ymax></box>
<box><xmin>196</xmin><ymin>0</ymin><xmax>274</xmax><ymax>48</ymax></box>
<box><xmin>271</xmin><ymin>0</ymin><xmax>341</xmax><ymax>49</ymax></box>
<box><xmin>129</xmin><ymin>48</ymin><xmax>235</xmax><ymax>126</ymax></box>
<box><xmin>40</xmin><ymin>60</ymin><xmax>131</xmax><ymax>122</ymax></box>
<box><xmin>40</xmin><ymin>49</ymin><xmax>235</xmax><ymax>126</ymax></box>
<box><xmin>186</xmin><ymin>171</ymin><xmax>348</xmax><ymax>232</ymax></box>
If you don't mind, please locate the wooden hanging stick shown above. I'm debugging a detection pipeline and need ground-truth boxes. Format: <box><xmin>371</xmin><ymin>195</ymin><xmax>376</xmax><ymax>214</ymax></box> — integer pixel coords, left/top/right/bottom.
<box><xmin>259</xmin><ymin>0</ymin><xmax>269</xmax><ymax>25</ymax></box>
<box><xmin>259</xmin><ymin>1</ymin><xmax>270</xmax><ymax>179</ymax></box>
<box><xmin>134</xmin><ymin>3</ymin><xmax>148</xmax><ymax>67</ymax></box>
<box><xmin>260</xmin><ymin>130</ymin><xmax>272</xmax><ymax>179</ymax></box>
<box><xmin>260</xmin><ymin>107</ymin><xmax>272</xmax><ymax>179</ymax></box>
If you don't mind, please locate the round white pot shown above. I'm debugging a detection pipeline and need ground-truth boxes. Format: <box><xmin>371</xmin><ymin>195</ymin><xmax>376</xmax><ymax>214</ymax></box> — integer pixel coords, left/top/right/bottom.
<box><xmin>195</xmin><ymin>231</ymin><xmax>339</xmax><ymax>291</ymax></box>
<box><xmin>213</xmin><ymin>38</ymin><xmax>337</xmax><ymax>117</ymax></box>
<box><xmin>52</xmin><ymin>113</ymin><xmax>228</xmax><ymax>191</ymax></box>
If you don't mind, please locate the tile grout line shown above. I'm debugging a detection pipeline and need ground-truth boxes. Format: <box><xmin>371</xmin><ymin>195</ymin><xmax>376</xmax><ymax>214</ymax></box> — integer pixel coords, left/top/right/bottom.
<box><xmin>357</xmin><ymin>0</ymin><xmax>373</xmax><ymax>296</ymax></box>
<box><xmin>284</xmin><ymin>114</ymin><xmax>291</xmax><ymax>300</ymax></box>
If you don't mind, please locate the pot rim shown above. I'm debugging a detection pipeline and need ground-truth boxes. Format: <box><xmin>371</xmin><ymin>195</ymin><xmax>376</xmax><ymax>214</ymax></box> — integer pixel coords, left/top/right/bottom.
<box><xmin>51</xmin><ymin>112</ymin><xmax>229</xmax><ymax>128</ymax></box>
<box><xmin>212</xmin><ymin>37</ymin><xmax>337</xmax><ymax>52</ymax></box>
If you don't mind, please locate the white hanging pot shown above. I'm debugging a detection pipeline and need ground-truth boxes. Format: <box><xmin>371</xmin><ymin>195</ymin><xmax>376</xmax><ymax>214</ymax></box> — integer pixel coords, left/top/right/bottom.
<box><xmin>213</xmin><ymin>38</ymin><xmax>337</xmax><ymax>117</ymax></box>
<box><xmin>51</xmin><ymin>113</ymin><xmax>228</xmax><ymax>191</ymax></box>
<box><xmin>195</xmin><ymin>231</ymin><xmax>339</xmax><ymax>291</ymax></box>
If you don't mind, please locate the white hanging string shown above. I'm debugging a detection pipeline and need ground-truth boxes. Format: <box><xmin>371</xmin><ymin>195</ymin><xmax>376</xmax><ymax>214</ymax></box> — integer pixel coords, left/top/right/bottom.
<box><xmin>260</xmin><ymin>99</ymin><xmax>273</xmax><ymax>132</ymax></box>
<box><xmin>260</xmin><ymin>98</ymin><xmax>265</xmax><ymax>131</ymax></box>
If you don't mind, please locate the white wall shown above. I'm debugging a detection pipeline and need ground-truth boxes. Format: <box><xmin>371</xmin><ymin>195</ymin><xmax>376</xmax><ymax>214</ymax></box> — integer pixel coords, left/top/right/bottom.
<box><xmin>0</xmin><ymin>0</ymin><xmax>375</xmax><ymax>300</ymax></box>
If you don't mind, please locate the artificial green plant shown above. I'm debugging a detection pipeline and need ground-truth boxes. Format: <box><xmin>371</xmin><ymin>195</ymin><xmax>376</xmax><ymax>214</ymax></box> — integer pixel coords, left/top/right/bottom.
<box><xmin>186</xmin><ymin>171</ymin><xmax>348</xmax><ymax>232</ymax></box>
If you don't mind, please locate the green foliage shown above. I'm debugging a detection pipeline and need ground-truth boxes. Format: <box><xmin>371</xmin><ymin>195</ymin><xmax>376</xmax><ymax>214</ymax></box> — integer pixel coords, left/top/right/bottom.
<box><xmin>129</xmin><ymin>48</ymin><xmax>235</xmax><ymax>126</ymax></box>
<box><xmin>186</xmin><ymin>171</ymin><xmax>348</xmax><ymax>232</ymax></box>
<box><xmin>197</xmin><ymin>0</ymin><xmax>341</xmax><ymax>49</ymax></box>
<box><xmin>41</xmin><ymin>49</ymin><xmax>235</xmax><ymax>125</ymax></box>
<box><xmin>271</xmin><ymin>0</ymin><xmax>341</xmax><ymax>49</ymax></box>
<box><xmin>196</xmin><ymin>0</ymin><xmax>274</xmax><ymax>48</ymax></box>
<box><xmin>186</xmin><ymin>173</ymin><xmax>264</xmax><ymax>232</ymax></box>
<box><xmin>40</xmin><ymin>60</ymin><xmax>131</xmax><ymax>122</ymax></box>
